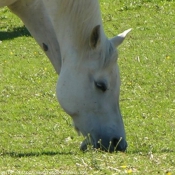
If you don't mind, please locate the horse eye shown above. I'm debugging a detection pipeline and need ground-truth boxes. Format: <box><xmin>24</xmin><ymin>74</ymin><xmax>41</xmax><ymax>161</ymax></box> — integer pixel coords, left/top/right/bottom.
<box><xmin>95</xmin><ymin>81</ymin><xmax>107</xmax><ymax>92</ymax></box>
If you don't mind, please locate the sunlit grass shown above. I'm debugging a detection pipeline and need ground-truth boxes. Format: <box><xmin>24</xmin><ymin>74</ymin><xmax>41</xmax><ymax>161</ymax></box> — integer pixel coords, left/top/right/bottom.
<box><xmin>0</xmin><ymin>0</ymin><xmax>175</xmax><ymax>174</ymax></box>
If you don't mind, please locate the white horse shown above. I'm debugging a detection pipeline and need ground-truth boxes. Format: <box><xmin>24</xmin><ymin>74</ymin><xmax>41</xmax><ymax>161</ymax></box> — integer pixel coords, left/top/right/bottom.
<box><xmin>1</xmin><ymin>0</ymin><xmax>131</xmax><ymax>152</ymax></box>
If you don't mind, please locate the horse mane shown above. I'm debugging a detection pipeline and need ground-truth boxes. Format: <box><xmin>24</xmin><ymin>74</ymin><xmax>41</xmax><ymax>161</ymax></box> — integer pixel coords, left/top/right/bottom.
<box><xmin>58</xmin><ymin>0</ymin><xmax>116</xmax><ymax>65</ymax></box>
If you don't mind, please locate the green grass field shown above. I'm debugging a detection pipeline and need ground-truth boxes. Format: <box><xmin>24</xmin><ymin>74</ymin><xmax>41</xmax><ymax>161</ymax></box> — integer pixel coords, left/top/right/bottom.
<box><xmin>0</xmin><ymin>0</ymin><xmax>175</xmax><ymax>174</ymax></box>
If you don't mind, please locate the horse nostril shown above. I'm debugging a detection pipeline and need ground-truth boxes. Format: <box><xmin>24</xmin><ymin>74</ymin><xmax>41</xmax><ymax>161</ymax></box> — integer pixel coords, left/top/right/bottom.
<box><xmin>111</xmin><ymin>137</ymin><xmax>127</xmax><ymax>152</ymax></box>
<box><xmin>111</xmin><ymin>137</ymin><xmax>122</xmax><ymax>147</ymax></box>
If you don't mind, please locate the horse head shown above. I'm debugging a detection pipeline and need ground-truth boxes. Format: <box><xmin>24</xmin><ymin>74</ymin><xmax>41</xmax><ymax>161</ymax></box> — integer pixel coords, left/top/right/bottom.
<box><xmin>57</xmin><ymin>25</ymin><xmax>131</xmax><ymax>152</ymax></box>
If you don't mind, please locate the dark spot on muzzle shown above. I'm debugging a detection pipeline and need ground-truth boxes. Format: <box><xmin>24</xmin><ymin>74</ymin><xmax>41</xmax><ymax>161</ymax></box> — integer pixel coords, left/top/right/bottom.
<box><xmin>111</xmin><ymin>137</ymin><xmax>127</xmax><ymax>152</ymax></box>
<box><xmin>42</xmin><ymin>43</ymin><xmax>48</xmax><ymax>51</ymax></box>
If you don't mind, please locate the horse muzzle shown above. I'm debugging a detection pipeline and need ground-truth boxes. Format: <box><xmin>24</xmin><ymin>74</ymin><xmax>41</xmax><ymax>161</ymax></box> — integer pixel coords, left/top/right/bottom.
<box><xmin>80</xmin><ymin>136</ymin><xmax>127</xmax><ymax>152</ymax></box>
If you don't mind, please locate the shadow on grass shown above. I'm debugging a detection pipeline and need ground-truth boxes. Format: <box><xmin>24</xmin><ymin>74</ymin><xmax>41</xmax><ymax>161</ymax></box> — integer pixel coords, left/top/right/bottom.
<box><xmin>0</xmin><ymin>26</ymin><xmax>31</xmax><ymax>41</ymax></box>
<box><xmin>1</xmin><ymin>148</ymin><xmax>174</xmax><ymax>158</ymax></box>
<box><xmin>1</xmin><ymin>151</ymin><xmax>74</xmax><ymax>158</ymax></box>
<box><xmin>127</xmin><ymin>148</ymin><xmax>174</xmax><ymax>155</ymax></box>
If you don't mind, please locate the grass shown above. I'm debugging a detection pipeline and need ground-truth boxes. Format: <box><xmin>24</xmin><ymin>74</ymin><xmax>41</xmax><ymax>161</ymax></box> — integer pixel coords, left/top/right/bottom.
<box><xmin>0</xmin><ymin>0</ymin><xmax>175</xmax><ymax>174</ymax></box>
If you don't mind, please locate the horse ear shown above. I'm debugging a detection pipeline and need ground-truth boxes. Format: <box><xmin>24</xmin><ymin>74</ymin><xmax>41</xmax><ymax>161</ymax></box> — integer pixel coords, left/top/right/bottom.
<box><xmin>111</xmin><ymin>28</ymin><xmax>132</xmax><ymax>48</ymax></box>
<box><xmin>90</xmin><ymin>25</ymin><xmax>101</xmax><ymax>49</ymax></box>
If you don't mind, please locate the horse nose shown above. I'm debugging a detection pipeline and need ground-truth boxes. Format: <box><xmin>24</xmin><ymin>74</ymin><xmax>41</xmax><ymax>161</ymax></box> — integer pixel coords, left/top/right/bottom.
<box><xmin>80</xmin><ymin>136</ymin><xmax>127</xmax><ymax>152</ymax></box>
<box><xmin>111</xmin><ymin>137</ymin><xmax>127</xmax><ymax>152</ymax></box>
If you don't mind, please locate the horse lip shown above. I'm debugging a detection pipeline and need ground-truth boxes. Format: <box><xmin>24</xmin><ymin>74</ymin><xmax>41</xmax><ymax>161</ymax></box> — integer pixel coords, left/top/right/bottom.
<box><xmin>80</xmin><ymin>139</ymin><xmax>88</xmax><ymax>151</ymax></box>
<box><xmin>80</xmin><ymin>135</ymin><xmax>96</xmax><ymax>151</ymax></box>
